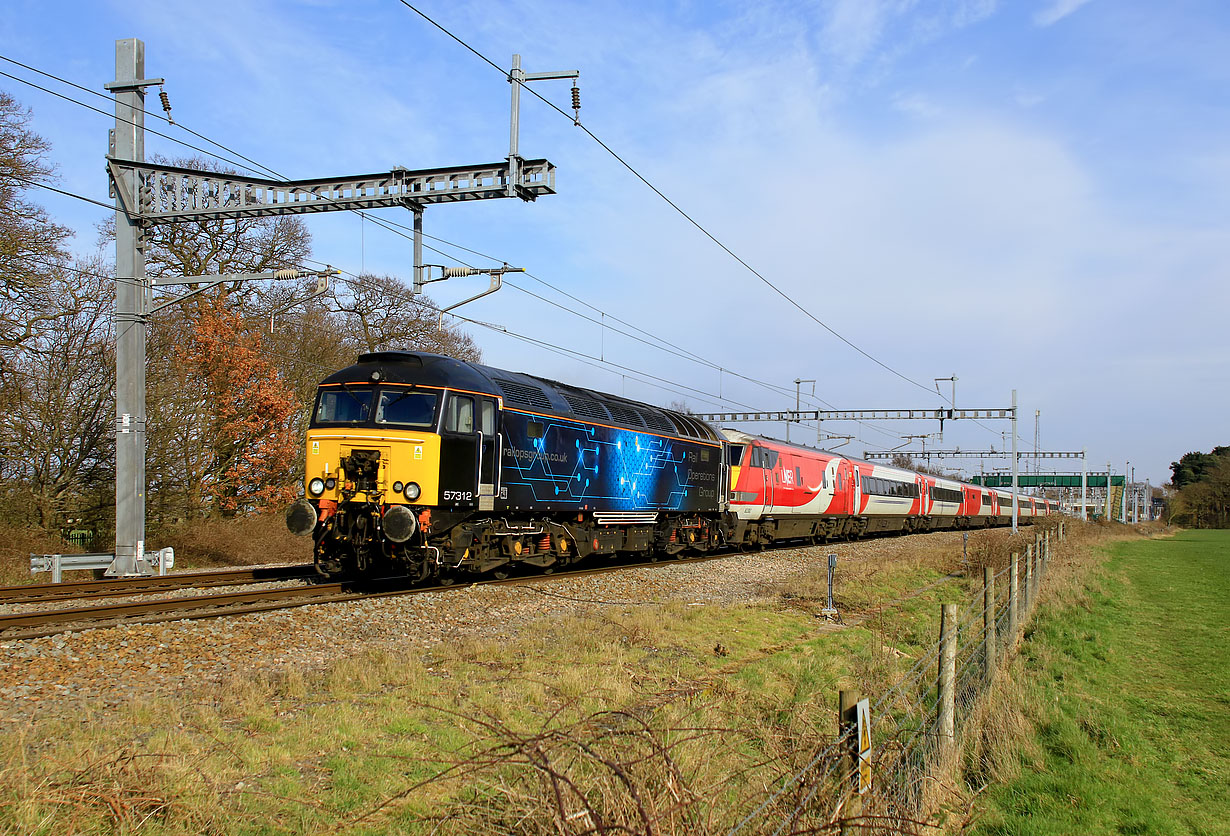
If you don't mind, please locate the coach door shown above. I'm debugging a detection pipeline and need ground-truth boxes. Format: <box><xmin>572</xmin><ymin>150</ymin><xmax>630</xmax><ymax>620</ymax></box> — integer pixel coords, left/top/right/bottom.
<box><xmin>476</xmin><ymin>396</ymin><xmax>500</xmax><ymax>511</ymax></box>
<box><xmin>439</xmin><ymin>392</ymin><xmax>480</xmax><ymax>510</ymax></box>
<box><xmin>763</xmin><ymin>447</ymin><xmax>778</xmax><ymax>513</ymax></box>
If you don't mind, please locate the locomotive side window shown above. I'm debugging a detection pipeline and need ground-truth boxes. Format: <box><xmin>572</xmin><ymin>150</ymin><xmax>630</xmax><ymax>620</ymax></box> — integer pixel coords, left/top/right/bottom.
<box><xmin>314</xmin><ymin>388</ymin><xmax>373</xmax><ymax>424</ymax></box>
<box><xmin>375</xmin><ymin>390</ymin><xmax>437</xmax><ymax>428</ymax></box>
<box><xmin>445</xmin><ymin>394</ymin><xmax>474</xmax><ymax>433</ymax></box>
<box><xmin>527</xmin><ymin>420</ymin><xmax>544</xmax><ymax>439</ymax></box>
<box><xmin>479</xmin><ymin>399</ymin><xmax>496</xmax><ymax>435</ymax></box>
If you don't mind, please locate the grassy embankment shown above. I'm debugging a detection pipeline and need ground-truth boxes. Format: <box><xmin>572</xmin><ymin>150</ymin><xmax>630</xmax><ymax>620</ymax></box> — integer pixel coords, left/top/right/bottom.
<box><xmin>0</xmin><ymin>521</ymin><xmax>1124</xmax><ymax>834</ymax></box>
<box><xmin>964</xmin><ymin>529</ymin><xmax>1229</xmax><ymax>836</ymax></box>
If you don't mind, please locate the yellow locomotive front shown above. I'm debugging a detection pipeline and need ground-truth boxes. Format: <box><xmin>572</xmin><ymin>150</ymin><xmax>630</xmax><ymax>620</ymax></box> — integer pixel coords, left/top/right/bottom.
<box><xmin>287</xmin><ymin>375</ymin><xmax>443</xmax><ymax>578</ymax></box>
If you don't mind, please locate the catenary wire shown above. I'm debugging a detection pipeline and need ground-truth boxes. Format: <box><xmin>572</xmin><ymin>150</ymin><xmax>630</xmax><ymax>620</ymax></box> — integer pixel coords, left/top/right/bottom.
<box><xmin>3</xmin><ymin>55</ymin><xmax>1005</xmax><ymax>451</ymax></box>
<box><xmin>0</xmin><ymin>53</ymin><xmax>284</xmax><ymax>180</ymax></box>
<box><xmin>393</xmin><ymin>0</ymin><xmax>959</xmax><ymax>405</ymax></box>
<box><xmin>2</xmin><ymin>57</ymin><xmax>915</xmax><ymax>447</ymax></box>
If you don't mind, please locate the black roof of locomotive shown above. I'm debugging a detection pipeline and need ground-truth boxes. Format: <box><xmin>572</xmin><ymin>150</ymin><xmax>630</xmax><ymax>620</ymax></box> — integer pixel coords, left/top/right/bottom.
<box><xmin>325</xmin><ymin>351</ymin><xmax>719</xmax><ymax>442</ymax></box>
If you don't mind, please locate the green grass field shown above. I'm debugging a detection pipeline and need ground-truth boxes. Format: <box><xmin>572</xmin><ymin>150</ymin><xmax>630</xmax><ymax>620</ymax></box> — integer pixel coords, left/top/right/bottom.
<box><xmin>968</xmin><ymin>530</ymin><xmax>1230</xmax><ymax>836</ymax></box>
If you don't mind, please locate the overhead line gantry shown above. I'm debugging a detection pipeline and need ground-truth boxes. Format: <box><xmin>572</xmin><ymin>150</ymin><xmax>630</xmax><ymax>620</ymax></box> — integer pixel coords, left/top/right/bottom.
<box><xmin>107</xmin><ymin>38</ymin><xmax>574</xmax><ymax>576</ymax></box>
<box><xmin>697</xmin><ymin>392</ymin><xmax>1025</xmax><ymax>532</ymax></box>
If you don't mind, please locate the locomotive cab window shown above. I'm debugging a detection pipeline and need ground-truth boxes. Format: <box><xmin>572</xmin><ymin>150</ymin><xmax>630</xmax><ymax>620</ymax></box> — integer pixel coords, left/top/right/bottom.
<box><xmin>375</xmin><ymin>389</ymin><xmax>437</xmax><ymax>428</ymax></box>
<box><xmin>479</xmin><ymin>399</ymin><xmax>496</xmax><ymax>435</ymax></box>
<box><xmin>726</xmin><ymin>445</ymin><xmax>746</xmax><ymax>467</ymax></box>
<box><xmin>445</xmin><ymin>394</ymin><xmax>474</xmax><ymax>433</ymax></box>
<box><xmin>314</xmin><ymin>387</ymin><xmax>373</xmax><ymax>425</ymax></box>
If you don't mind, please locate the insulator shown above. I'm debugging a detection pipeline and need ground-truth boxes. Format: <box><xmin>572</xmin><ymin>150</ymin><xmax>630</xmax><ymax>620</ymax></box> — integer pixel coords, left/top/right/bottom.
<box><xmin>158</xmin><ymin>88</ymin><xmax>174</xmax><ymax>125</ymax></box>
<box><xmin>273</xmin><ymin>268</ymin><xmax>301</xmax><ymax>280</ymax></box>
<box><xmin>571</xmin><ymin>84</ymin><xmax>580</xmax><ymax>111</ymax></box>
<box><xmin>441</xmin><ymin>266</ymin><xmax>481</xmax><ymax>279</ymax></box>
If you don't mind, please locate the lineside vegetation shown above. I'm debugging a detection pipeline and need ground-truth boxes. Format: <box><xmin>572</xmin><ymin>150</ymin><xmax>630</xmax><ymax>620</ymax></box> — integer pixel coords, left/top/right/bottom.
<box><xmin>0</xmin><ymin>521</ymin><xmax>1165</xmax><ymax>834</ymax></box>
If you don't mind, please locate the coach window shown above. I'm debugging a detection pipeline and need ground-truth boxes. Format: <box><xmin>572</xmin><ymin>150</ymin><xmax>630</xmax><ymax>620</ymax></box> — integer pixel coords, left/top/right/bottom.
<box><xmin>445</xmin><ymin>394</ymin><xmax>474</xmax><ymax>433</ymax></box>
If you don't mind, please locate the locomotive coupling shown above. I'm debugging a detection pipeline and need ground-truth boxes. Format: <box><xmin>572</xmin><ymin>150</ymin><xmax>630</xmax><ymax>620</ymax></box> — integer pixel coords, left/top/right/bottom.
<box><xmin>286</xmin><ymin>499</ymin><xmax>318</xmax><ymax>536</ymax></box>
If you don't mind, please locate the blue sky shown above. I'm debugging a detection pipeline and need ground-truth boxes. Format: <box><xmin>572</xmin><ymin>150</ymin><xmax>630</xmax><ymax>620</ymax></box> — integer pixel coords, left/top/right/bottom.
<box><xmin>3</xmin><ymin>0</ymin><xmax>1227</xmax><ymax>487</ymax></box>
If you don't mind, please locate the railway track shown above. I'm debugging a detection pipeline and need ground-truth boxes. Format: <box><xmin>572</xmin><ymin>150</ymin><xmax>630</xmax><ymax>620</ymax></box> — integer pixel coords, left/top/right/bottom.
<box><xmin>0</xmin><ymin>564</ymin><xmax>316</xmax><ymax>605</ymax></box>
<box><xmin>0</xmin><ymin>552</ymin><xmax>732</xmax><ymax>641</ymax></box>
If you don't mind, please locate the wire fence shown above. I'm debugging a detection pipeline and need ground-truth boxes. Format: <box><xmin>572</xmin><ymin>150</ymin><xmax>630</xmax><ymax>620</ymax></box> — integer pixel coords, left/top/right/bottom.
<box><xmin>731</xmin><ymin>522</ymin><xmax>1065</xmax><ymax>835</ymax></box>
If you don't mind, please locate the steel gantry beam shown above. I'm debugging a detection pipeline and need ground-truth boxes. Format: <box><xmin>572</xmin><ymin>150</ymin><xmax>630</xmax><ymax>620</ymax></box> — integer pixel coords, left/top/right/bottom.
<box><xmin>694</xmin><ymin>407</ymin><xmax>1012</xmax><ymax>423</ymax></box>
<box><xmin>106</xmin><ymin>158</ymin><xmax>556</xmax><ymax>223</ymax></box>
<box><xmin>700</xmin><ymin>391</ymin><xmax>1023</xmax><ymax>532</ymax></box>
<box><xmin>862</xmin><ymin>450</ymin><xmax>1085</xmax><ymax>461</ymax></box>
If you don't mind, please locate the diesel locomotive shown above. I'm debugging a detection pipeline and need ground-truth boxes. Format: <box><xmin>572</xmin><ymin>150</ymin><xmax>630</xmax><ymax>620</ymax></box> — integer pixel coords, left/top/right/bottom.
<box><xmin>286</xmin><ymin>351</ymin><xmax>1051</xmax><ymax>580</ymax></box>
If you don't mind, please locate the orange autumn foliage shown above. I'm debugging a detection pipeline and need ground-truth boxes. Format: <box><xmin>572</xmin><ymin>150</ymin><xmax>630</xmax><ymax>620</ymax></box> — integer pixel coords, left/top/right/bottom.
<box><xmin>175</xmin><ymin>296</ymin><xmax>301</xmax><ymax>514</ymax></box>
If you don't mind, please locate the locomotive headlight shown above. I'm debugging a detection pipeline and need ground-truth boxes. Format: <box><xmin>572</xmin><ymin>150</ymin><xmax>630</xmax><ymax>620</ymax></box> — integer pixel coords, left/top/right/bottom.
<box><xmin>404</xmin><ymin>482</ymin><xmax>421</xmax><ymax>501</ymax></box>
<box><xmin>393</xmin><ymin>481</ymin><xmax>405</xmax><ymax>494</ymax></box>
<box><xmin>324</xmin><ymin>478</ymin><xmax>336</xmax><ymax>490</ymax></box>
<box><xmin>308</xmin><ymin>478</ymin><xmax>326</xmax><ymax>497</ymax></box>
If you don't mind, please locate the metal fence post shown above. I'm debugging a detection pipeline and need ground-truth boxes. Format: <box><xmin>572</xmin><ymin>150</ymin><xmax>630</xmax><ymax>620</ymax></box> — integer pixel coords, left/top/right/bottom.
<box><xmin>983</xmin><ymin>567</ymin><xmax>996</xmax><ymax>683</ymax></box>
<box><xmin>938</xmin><ymin>604</ymin><xmax>957</xmax><ymax>749</ymax></box>
<box><xmin>839</xmin><ymin>690</ymin><xmax>862</xmax><ymax>835</ymax></box>
<box><xmin>1008</xmin><ymin>553</ymin><xmax>1019</xmax><ymax>640</ymax></box>
<box><xmin>822</xmin><ymin>553</ymin><xmax>838</xmax><ymax>617</ymax></box>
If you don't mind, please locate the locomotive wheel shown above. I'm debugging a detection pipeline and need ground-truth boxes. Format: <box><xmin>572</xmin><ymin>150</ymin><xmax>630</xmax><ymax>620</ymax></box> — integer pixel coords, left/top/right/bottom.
<box><xmin>491</xmin><ymin>568</ymin><xmax>510</xmax><ymax>580</ymax></box>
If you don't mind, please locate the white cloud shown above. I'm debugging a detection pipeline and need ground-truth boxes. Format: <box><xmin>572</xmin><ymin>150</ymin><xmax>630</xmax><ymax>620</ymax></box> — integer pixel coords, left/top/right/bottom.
<box><xmin>1034</xmin><ymin>0</ymin><xmax>1094</xmax><ymax>27</ymax></box>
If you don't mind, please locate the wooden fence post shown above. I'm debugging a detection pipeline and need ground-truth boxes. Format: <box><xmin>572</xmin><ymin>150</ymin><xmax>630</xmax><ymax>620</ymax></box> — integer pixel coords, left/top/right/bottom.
<box><xmin>839</xmin><ymin>689</ymin><xmax>862</xmax><ymax>836</ymax></box>
<box><xmin>1024</xmin><ymin>545</ymin><xmax>1034</xmax><ymax>614</ymax></box>
<box><xmin>938</xmin><ymin>604</ymin><xmax>957</xmax><ymax>750</ymax></box>
<box><xmin>1008</xmin><ymin>552</ymin><xmax>1020</xmax><ymax>640</ymax></box>
<box><xmin>983</xmin><ymin>567</ymin><xmax>996</xmax><ymax>683</ymax></box>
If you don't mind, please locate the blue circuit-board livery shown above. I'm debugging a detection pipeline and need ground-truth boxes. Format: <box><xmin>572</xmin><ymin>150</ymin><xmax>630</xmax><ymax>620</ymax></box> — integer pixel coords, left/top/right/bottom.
<box><xmin>499</xmin><ymin>409</ymin><xmax>720</xmax><ymax>513</ymax></box>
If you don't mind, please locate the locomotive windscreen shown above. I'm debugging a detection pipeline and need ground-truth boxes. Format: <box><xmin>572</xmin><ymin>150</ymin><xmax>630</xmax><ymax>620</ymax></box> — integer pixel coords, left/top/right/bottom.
<box><xmin>376</xmin><ymin>390</ymin><xmax>437</xmax><ymax>427</ymax></box>
<box><xmin>314</xmin><ymin>387</ymin><xmax>373</xmax><ymax>424</ymax></box>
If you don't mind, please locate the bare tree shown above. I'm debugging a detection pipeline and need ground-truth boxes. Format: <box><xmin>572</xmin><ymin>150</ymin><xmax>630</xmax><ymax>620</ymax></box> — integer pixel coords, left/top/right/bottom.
<box><xmin>330</xmin><ymin>272</ymin><xmax>481</xmax><ymax>361</ymax></box>
<box><xmin>0</xmin><ymin>253</ymin><xmax>114</xmax><ymax>530</ymax></box>
<box><xmin>0</xmin><ymin>91</ymin><xmax>72</xmax><ymax>354</ymax></box>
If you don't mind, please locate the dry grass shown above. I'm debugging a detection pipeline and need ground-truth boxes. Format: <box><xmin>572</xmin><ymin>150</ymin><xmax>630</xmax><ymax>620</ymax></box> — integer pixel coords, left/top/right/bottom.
<box><xmin>0</xmin><ymin>523</ymin><xmax>85</xmax><ymax>585</ymax></box>
<box><xmin>147</xmin><ymin>513</ymin><xmax>312</xmax><ymax>569</ymax></box>
<box><xmin>0</xmin><ymin>511</ymin><xmax>313</xmax><ymax>586</ymax></box>
<box><xmin>0</xmin><ymin>520</ymin><xmax>1167</xmax><ymax>835</ymax></box>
